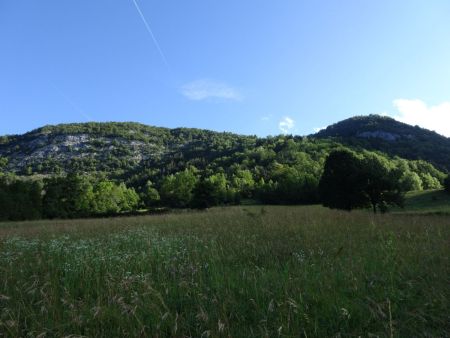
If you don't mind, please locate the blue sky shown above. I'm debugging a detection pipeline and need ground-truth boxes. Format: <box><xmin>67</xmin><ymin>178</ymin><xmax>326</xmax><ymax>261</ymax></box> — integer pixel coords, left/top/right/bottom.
<box><xmin>1</xmin><ymin>0</ymin><xmax>450</xmax><ymax>136</ymax></box>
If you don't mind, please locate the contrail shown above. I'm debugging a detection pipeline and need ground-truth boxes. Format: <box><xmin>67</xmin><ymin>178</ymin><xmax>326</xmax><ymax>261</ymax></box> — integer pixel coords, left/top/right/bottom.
<box><xmin>49</xmin><ymin>82</ymin><xmax>93</xmax><ymax>122</ymax></box>
<box><xmin>131</xmin><ymin>0</ymin><xmax>171</xmax><ymax>71</ymax></box>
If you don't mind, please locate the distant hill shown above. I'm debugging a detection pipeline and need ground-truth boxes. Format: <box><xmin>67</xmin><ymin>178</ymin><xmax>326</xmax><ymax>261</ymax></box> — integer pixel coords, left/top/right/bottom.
<box><xmin>0</xmin><ymin>117</ymin><xmax>448</xmax><ymax>188</ymax></box>
<box><xmin>314</xmin><ymin>115</ymin><xmax>450</xmax><ymax>172</ymax></box>
<box><xmin>0</xmin><ymin>122</ymin><xmax>258</xmax><ymax>177</ymax></box>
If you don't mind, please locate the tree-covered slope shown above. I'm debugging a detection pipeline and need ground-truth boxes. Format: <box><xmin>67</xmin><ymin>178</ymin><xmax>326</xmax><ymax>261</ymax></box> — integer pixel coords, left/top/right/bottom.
<box><xmin>0</xmin><ymin>118</ymin><xmax>448</xmax><ymax>186</ymax></box>
<box><xmin>0</xmin><ymin>122</ymin><xmax>258</xmax><ymax>176</ymax></box>
<box><xmin>0</xmin><ymin>119</ymin><xmax>448</xmax><ymax>220</ymax></box>
<box><xmin>314</xmin><ymin>115</ymin><xmax>450</xmax><ymax>172</ymax></box>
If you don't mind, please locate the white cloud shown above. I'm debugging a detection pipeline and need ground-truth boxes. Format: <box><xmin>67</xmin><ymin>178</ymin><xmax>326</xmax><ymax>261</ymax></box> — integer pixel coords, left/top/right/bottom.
<box><xmin>261</xmin><ymin>114</ymin><xmax>272</xmax><ymax>122</ymax></box>
<box><xmin>278</xmin><ymin>116</ymin><xmax>295</xmax><ymax>134</ymax></box>
<box><xmin>390</xmin><ymin>99</ymin><xmax>450</xmax><ymax>137</ymax></box>
<box><xmin>313</xmin><ymin>126</ymin><xmax>326</xmax><ymax>133</ymax></box>
<box><xmin>181</xmin><ymin>79</ymin><xmax>242</xmax><ymax>101</ymax></box>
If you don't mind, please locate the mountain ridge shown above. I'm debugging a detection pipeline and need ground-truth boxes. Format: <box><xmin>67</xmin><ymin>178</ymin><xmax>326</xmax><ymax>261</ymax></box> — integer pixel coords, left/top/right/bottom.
<box><xmin>0</xmin><ymin>116</ymin><xmax>449</xmax><ymax>180</ymax></box>
<box><xmin>314</xmin><ymin>115</ymin><xmax>450</xmax><ymax>171</ymax></box>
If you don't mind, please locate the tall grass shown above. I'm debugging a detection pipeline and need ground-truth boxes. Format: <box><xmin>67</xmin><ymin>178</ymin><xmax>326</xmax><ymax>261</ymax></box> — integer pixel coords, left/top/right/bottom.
<box><xmin>0</xmin><ymin>206</ymin><xmax>449</xmax><ymax>337</ymax></box>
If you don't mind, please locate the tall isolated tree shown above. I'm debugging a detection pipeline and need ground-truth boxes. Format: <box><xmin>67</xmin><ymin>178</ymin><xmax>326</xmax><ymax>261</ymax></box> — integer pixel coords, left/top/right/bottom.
<box><xmin>319</xmin><ymin>149</ymin><xmax>404</xmax><ymax>213</ymax></box>
<box><xmin>319</xmin><ymin>149</ymin><xmax>368</xmax><ymax>211</ymax></box>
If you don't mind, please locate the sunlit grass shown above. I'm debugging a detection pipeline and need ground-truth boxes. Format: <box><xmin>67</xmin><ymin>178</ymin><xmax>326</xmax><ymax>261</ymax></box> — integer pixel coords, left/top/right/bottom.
<box><xmin>1</xmin><ymin>206</ymin><xmax>449</xmax><ymax>336</ymax></box>
<box><xmin>394</xmin><ymin>189</ymin><xmax>450</xmax><ymax>214</ymax></box>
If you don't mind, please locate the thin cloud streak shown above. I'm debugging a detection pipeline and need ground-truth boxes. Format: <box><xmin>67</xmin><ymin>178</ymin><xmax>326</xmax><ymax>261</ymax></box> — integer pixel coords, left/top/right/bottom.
<box><xmin>131</xmin><ymin>0</ymin><xmax>171</xmax><ymax>71</ymax></box>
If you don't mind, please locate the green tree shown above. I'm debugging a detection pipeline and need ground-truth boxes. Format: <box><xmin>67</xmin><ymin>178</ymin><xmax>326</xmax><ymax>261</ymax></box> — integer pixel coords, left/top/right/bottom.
<box><xmin>398</xmin><ymin>170</ymin><xmax>422</xmax><ymax>192</ymax></box>
<box><xmin>26</xmin><ymin>166</ymin><xmax>33</xmax><ymax>176</ymax></box>
<box><xmin>319</xmin><ymin>149</ymin><xmax>404</xmax><ymax>213</ymax></box>
<box><xmin>191</xmin><ymin>173</ymin><xmax>232</xmax><ymax>208</ymax></box>
<box><xmin>205</xmin><ymin>173</ymin><xmax>229</xmax><ymax>204</ymax></box>
<box><xmin>419</xmin><ymin>173</ymin><xmax>442</xmax><ymax>190</ymax></box>
<box><xmin>0</xmin><ymin>179</ymin><xmax>43</xmax><ymax>221</ymax></box>
<box><xmin>190</xmin><ymin>179</ymin><xmax>217</xmax><ymax>209</ymax></box>
<box><xmin>319</xmin><ymin>149</ymin><xmax>368</xmax><ymax>211</ymax></box>
<box><xmin>231</xmin><ymin>169</ymin><xmax>255</xmax><ymax>198</ymax></box>
<box><xmin>91</xmin><ymin>181</ymin><xmax>139</xmax><ymax>214</ymax></box>
<box><xmin>142</xmin><ymin>180</ymin><xmax>160</xmax><ymax>208</ymax></box>
<box><xmin>160</xmin><ymin>167</ymin><xmax>199</xmax><ymax>207</ymax></box>
<box><xmin>119</xmin><ymin>183</ymin><xmax>140</xmax><ymax>211</ymax></box>
<box><xmin>258</xmin><ymin>167</ymin><xmax>319</xmax><ymax>204</ymax></box>
<box><xmin>0</xmin><ymin>157</ymin><xmax>7</xmax><ymax>170</ymax></box>
<box><xmin>444</xmin><ymin>175</ymin><xmax>450</xmax><ymax>193</ymax></box>
<box><xmin>43</xmin><ymin>174</ymin><xmax>94</xmax><ymax>218</ymax></box>
<box><xmin>360</xmin><ymin>152</ymin><xmax>404</xmax><ymax>213</ymax></box>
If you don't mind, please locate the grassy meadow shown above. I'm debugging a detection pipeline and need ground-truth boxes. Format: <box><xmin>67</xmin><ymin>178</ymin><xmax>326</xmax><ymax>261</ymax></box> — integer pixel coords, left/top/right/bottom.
<box><xmin>393</xmin><ymin>190</ymin><xmax>450</xmax><ymax>214</ymax></box>
<box><xmin>0</xmin><ymin>205</ymin><xmax>449</xmax><ymax>337</ymax></box>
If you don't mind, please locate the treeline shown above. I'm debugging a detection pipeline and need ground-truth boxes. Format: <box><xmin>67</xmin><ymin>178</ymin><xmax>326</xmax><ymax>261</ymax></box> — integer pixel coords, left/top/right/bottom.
<box><xmin>0</xmin><ymin>144</ymin><xmax>448</xmax><ymax>221</ymax></box>
<box><xmin>2</xmin><ymin>119</ymin><xmax>449</xmax><ymax>185</ymax></box>
<box><xmin>124</xmin><ymin>137</ymin><xmax>445</xmax><ymax>202</ymax></box>
<box><xmin>0</xmin><ymin>174</ymin><xmax>139</xmax><ymax>221</ymax></box>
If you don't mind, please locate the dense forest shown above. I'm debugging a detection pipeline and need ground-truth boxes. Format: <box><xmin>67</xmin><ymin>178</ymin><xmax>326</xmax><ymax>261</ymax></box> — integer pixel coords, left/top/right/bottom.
<box><xmin>0</xmin><ymin>116</ymin><xmax>449</xmax><ymax>220</ymax></box>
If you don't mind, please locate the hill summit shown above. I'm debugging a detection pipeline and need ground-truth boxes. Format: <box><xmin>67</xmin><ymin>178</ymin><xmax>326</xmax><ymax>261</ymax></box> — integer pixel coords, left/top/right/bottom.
<box><xmin>315</xmin><ymin>115</ymin><xmax>450</xmax><ymax>171</ymax></box>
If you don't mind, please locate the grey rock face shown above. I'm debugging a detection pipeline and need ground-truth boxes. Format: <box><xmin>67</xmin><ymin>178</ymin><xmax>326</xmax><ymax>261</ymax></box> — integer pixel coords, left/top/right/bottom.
<box><xmin>357</xmin><ymin>130</ymin><xmax>400</xmax><ymax>141</ymax></box>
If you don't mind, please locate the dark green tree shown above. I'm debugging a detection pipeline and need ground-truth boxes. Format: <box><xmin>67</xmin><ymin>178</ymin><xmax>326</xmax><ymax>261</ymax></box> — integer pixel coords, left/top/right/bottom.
<box><xmin>319</xmin><ymin>149</ymin><xmax>368</xmax><ymax>211</ymax></box>
<box><xmin>257</xmin><ymin>166</ymin><xmax>319</xmax><ymax>205</ymax></box>
<box><xmin>360</xmin><ymin>152</ymin><xmax>404</xmax><ymax>213</ymax></box>
<box><xmin>320</xmin><ymin>149</ymin><xmax>404</xmax><ymax>213</ymax></box>
<box><xmin>444</xmin><ymin>175</ymin><xmax>450</xmax><ymax>193</ymax></box>
<box><xmin>0</xmin><ymin>178</ymin><xmax>43</xmax><ymax>221</ymax></box>
<box><xmin>142</xmin><ymin>180</ymin><xmax>160</xmax><ymax>208</ymax></box>
<box><xmin>190</xmin><ymin>179</ymin><xmax>217</xmax><ymax>209</ymax></box>
<box><xmin>43</xmin><ymin>174</ymin><xmax>94</xmax><ymax>218</ymax></box>
<box><xmin>0</xmin><ymin>157</ymin><xmax>8</xmax><ymax>170</ymax></box>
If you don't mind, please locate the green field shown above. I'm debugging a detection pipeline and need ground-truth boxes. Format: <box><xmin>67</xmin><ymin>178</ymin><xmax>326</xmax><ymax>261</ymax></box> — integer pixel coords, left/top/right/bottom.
<box><xmin>394</xmin><ymin>189</ymin><xmax>450</xmax><ymax>214</ymax></box>
<box><xmin>1</xmin><ymin>206</ymin><xmax>449</xmax><ymax>337</ymax></box>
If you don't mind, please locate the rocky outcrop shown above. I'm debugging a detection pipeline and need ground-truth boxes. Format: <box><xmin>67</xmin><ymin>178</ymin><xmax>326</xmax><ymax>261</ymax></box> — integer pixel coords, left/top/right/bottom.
<box><xmin>357</xmin><ymin>130</ymin><xmax>400</xmax><ymax>141</ymax></box>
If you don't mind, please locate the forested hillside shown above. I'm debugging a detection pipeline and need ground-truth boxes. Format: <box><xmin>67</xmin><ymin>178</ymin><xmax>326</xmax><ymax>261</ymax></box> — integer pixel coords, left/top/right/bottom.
<box><xmin>0</xmin><ymin>117</ymin><xmax>448</xmax><ymax>220</ymax></box>
<box><xmin>315</xmin><ymin>115</ymin><xmax>450</xmax><ymax>172</ymax></box>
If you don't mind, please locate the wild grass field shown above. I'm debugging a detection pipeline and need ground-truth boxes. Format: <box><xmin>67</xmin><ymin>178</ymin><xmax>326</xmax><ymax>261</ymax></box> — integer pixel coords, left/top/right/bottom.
<box><xmin>0</xmin><ymin>205</ymin><xmax>449</xmax><ymax>337</ymax></box>
<box><xmin>393</xmin><ymin>190</ymin><xmax>450</xmax><ymax>214</ymax></box>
